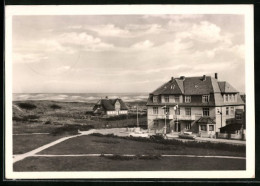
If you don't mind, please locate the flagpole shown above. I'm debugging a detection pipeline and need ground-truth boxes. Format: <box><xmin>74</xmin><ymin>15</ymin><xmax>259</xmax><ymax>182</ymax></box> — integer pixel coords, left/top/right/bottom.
<box><xmin>137</xmin><ymin>105</ymin><xmax>139</xmax><ymax>128</ymax></box>
<box><xmin>164</xmin><ymin>103</ymin><xmax>166</xmax><ymax>135</ymax></box>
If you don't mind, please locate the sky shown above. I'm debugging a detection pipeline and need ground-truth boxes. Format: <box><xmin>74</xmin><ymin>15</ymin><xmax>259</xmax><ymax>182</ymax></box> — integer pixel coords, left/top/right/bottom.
<box><xmin>12</xmin><ymin>14</ymin><xmax>245</xmax><ymax>93</ymax></box>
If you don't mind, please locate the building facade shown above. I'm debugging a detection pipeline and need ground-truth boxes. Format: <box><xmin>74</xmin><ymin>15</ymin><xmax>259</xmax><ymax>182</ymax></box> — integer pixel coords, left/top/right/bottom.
<box><xmin>146</xmin><ymin>73</ymin><xmax>245</xmax><ymax>137</ymax></box>
<box><xmin>93</xmin><ymin>97</ymin><xmax>128</xmax><ymax>116</ymax></box>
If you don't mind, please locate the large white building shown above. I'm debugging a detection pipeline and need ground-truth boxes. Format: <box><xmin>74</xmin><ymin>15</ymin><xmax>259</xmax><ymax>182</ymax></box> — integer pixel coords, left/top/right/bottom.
<box><xmin>146</xmin><ymin>73</ymin><xmax>245</xmax><ymax>137</ymax></box>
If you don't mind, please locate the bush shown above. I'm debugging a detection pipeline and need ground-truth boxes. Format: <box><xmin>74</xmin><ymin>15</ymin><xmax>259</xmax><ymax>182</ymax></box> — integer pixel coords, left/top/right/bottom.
<box><xmin>50</xmin><ymin>124</ymin><xmax>94</xmax><ymax>136</ymax></box>
<box><xmin>17</xmin><ymin>103</ymin><xmax>37</xmax><ymax>110</ymax></box>
<box><xmin>50</xmin><ymin>104</ymin><xmax>62</xmax><ymax>110</ymax></box>
<box><xmin>13</xmin><ymin>115</ymin><xmax>40</xmax><ymax>122</ymax></box>
<box><xmin>90</xmin><ymin>133</ymin><xmax>245</xmax><ymax>152</ymax></box>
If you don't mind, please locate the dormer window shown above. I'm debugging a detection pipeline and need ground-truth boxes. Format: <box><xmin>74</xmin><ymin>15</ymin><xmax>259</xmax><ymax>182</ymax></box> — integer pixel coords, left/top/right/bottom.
<box><xmin>185</xmin><ymin>96</ymin><xmax>191</xmax><ymax>103</ymax></box>
<box><xmin>153</xmin><ymin>96</ymin><xmax>158</xmax><ymax>103</ymax></box>
<box><xmin>174</xmin><ymin>96</ymin><xmax>180</xmax><ymax>103</ymax></box>
<box><xmin>202</xmin><ymin>95</ymin><xmax>210</xmax><ymax>103</ymax></box>
<box><xmin>224</xmin><ymin>93</ymin><xmax>237</xmax><ymax>102</ymax></box>
<box><xmin>164</xmin><ymin>96</ymin><xmax>169</xmax><ymax>103</ymax></box>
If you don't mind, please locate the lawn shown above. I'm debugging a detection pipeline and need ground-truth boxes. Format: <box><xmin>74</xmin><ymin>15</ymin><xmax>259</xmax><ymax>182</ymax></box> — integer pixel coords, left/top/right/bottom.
<box><xmin>13</xmin><ymin>156</ymin><xmax>245</xmax><ymax>171</ymax></box>
<box><xmin>13</xmin><ymin>134</ymin><xmax>68</xmax><ymax>154</ymax></box>
<box><xmin>39</xmin><ymin>135</ymin><xmax>245</xmax><ymax>157</ymax></box>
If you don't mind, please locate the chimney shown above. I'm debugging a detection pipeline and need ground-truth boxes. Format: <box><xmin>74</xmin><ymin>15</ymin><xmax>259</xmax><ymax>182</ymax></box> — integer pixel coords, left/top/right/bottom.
<box><xmin>180</xmin><ymin>76</ymin><xmax>185</xmax><ymax>81</ymax></box>
<box><xmin>171</xmin><ymin>77</ymin><xmax>174</xmax><ymax>81</ymax></box>
<box><xmin>215</xmin><ymin>73</ymin><xmax>218</xmax><ymax>79</ymax></box>
<box><xmin>202</xmin><ymin>75</ymin><xmax>206</xmax><ymax>81</ymax></box>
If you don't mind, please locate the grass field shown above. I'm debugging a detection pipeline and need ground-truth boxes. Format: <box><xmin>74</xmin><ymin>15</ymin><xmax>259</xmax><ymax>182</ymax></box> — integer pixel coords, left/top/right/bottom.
<box><xmin>13</xmin><ymin>156</ymin><xmax>245</xmax><ymax>171</ymax></box>
<box><xmin>39</xmin><ymin>135</ymin><xmax>245</xmax><ymax>157</ymax></box>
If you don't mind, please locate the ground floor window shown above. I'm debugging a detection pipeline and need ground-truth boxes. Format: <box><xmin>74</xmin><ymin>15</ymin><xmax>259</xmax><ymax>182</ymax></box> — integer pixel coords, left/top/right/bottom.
<box><xmin>154</xmin><ymin>120</ymin><xmax>159</xmax><ymax>128</ymax></box>
<box><xmin>185</xmin><ymin>123</ymin><xmax>191</xmax><ymax>130</ymax></box>
<box><xmin>209</xmin><ymin>125</ymin><xmax>214</xmax><ymax>131</ymax></box>
<box><xmin>200</xmin><ymin>124</ymin><xmax>207</xmax><ymax>131</ymax></box>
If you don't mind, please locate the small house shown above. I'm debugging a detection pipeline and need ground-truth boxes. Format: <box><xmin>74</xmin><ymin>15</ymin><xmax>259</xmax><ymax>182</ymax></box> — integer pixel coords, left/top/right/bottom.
<box><xmin>93</xmin><ymin>97</ymin><xmax>128</xmax><ymax>116</ymax></box>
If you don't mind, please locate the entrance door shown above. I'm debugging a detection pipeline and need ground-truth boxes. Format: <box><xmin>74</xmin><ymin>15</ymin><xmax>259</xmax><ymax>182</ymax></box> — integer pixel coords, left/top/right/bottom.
<box><xmin>175</xmin><ymin>122</ymin><xmax>181</xmax><ymax>132</ymax></box>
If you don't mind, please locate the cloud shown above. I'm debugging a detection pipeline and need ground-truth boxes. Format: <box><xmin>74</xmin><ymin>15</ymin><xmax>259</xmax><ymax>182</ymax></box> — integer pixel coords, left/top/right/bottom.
<box><xmin>131</xmin><ymin>40</ymin><xmax>154</xmax><ymax>49</ymax></box>
<box><xmin>13</xmin><ymin>53</ymin><xmax>49</xmax><ymax>64</ymax></box>
<box><xmin>58</xmin><ymin>32</ymin><xmax>114</xmax><ymax>52</ymax></box>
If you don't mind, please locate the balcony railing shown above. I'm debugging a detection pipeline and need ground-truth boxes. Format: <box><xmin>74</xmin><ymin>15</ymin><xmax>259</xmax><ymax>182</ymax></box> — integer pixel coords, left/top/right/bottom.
<box><xmin>155</xmin><ymin>114</ymin><xmax>196</xmax><ymax>120</ymax></box>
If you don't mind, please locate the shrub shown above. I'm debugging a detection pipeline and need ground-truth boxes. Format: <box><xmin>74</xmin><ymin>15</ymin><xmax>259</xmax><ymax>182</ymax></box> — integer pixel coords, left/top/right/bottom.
<box><xmin>12</xmin><ymin>114</ymin><xmax>40</xmax><ymax>122</ymax></box>
<box><xmin>45</xmin><ymin>120</ymin><xmax>52</xmax><ymax>125</ymax></box>
<box><xmin>17</xmin><ymin>103</ymin><xmax>37</xmax><ymax>110</ymax></box>
<box><xmin>50</xmin><ymin>124</ymin><xmax>94</xmax><ymax>136</ymax></box>
<box><xmin>50</xmin><ymin>104</ymin><xmax>62</xmax><ymax>110</ymax></box>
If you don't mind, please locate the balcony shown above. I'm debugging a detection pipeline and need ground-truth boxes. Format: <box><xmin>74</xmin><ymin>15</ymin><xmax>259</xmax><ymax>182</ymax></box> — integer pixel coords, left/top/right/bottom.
<box><xmin>154</xmin><ymin>114</ymin><xmax>196</xmax><ymax>120</ymax></box>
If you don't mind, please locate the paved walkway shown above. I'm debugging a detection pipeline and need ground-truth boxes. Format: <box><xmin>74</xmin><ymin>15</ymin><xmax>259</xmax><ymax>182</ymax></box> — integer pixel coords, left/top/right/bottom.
<box><xmin>13</xmin><ymin>129</ymin><xmax>96</xmax><ymax>163</ymax></box>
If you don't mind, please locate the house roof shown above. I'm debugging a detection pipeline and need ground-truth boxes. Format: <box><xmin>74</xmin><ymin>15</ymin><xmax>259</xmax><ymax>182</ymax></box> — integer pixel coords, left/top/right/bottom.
<box><xmin>218</xmin><ymin>81</ymin><xmax>238</xmax><ymax>93</ymax></box>
<box><xmin>152</xmin><ymin>79</ymin><xmax>183</xmax><ymax>95</ymax></box>
<box><xmin>196</xmin><ymin>117</ymin><xmax>216</xmax><ymax>124</ymax></box>
<box><xmin>152</xmin><ymin>76</ymin><xmax>224</xmax><ymax>96</ymax></box>
<box><xmin>94</xmin><ymin>98</ymin><xmax>128</xmax><ymax>111</ymax></box>
<box><xmin>219</xmin><ymin>123</ymin><xmax>244</xmax><ymax>131</ymax></box>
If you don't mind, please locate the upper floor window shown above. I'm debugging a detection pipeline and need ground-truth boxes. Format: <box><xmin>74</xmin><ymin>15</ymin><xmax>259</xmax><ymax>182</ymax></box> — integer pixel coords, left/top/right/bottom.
<box><xmin>174</xmin><ymin>96</ymin><xmax>180</xmax><ymax>103</ymax></box>
<box><xmin>153</xmin><ymin>96</ymin><xmax>158</xmax><ymax>103</ymax></box>
<box><xmin>153</xmin><ymin>107</ymin><xmax>158</xmax><ymax>114</ymax></box>
<box><xmin>226</xmin><ymin>107</ymin><xmax>229</xmax><ymax>115</ymax></box>
<box><xmin>164</xmin><ymin>107</ymin><xmax>170</xmax><ymax>115</ymax></box>
<box><xmin>185</xmin><ymin>96</ymin><xmax>191</xmax><ymax>103</ymax></box>
<box><xmin>175</xmin><ymin>107</ymin><xmax>180</xmax><ymax>115</ymax></box>
<box><xmin>202</xmin><ymin>95</ymin><xmax>210</xmax><ymax>103</ymax></box>
<box><xmin>236</xmin><ymin>114</ymin><xmax>242</xmax><ymax>120</ymax></box>
<box><xmin>185</xmin><ymin>108</ymin><xmax>191</xmax><ymax>116</ymax></box>
<box><xmin>164</xmin><ymin>96</ymin><xmax>169</xmax><ymax>103</ymax></box>
<box><xmin>203</xmin><ymin>108</ymin><xmax>209</xmax><ymax>116</ymax></box>
<box><xmin>230</xmin><ymin>107</ymin><xmax>234</xmax><ymax>115</ymax></box>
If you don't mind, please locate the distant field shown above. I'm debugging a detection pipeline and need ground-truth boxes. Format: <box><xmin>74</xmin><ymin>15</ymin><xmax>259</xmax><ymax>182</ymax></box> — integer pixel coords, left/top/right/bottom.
<box><xmin>13</xmin><ymin>100</ymin><xmax>147</xmax><ymax>130</ymax></box>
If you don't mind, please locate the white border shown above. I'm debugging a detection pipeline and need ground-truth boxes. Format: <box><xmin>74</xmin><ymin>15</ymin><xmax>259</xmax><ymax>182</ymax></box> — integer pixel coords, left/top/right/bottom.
<box><xmin>5</xmin><ymin>5</ymin><xmax>255</xmax><ymax>179</ymax></box>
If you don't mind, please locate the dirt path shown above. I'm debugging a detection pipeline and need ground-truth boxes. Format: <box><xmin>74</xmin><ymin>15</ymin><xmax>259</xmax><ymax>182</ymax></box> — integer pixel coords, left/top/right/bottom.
<box><xmin>13</xmin><ymin>129</ymin><xmax>96</xmax><ymax>163</ymax></box>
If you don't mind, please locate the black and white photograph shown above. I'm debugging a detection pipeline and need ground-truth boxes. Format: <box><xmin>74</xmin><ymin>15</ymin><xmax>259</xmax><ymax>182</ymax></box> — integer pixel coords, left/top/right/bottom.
<box><xmin>5</xmin><ymin>5</ymin><xmax>254</xmax><ymax>179</ymax></box>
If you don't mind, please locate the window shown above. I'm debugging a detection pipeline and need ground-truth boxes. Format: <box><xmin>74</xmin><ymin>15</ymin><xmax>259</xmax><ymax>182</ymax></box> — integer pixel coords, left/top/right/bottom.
<box><xmin>164</xmin><ymin>96</ymin><xmax>169</xmax><ymax>103</ymax></box>
<box><xmin>185</xmin><ymin>108</ymin><xmax>191</xmax><ymax>116</ymax></box>
<box><xmin>202</xmin><ymin>95</ymin><xmax>210</xmax><ymax>103</ymax></box>
<box><xmin>236</xmin><ymin>114</ymin><xmax>242</xmax><ymax>120</ymax></box>
<box><xmin>174</xmin><ymin>96</ymin><xmax>180</xmax><ymax>103</ymax></box>
<box><xmin>203</xmin><ymin>108</ymin><xmax>209</xmax><ymax>116</ymax></box>
<box><xmin>154</xmin><ymin>120</ymin><xmax>159</xmax><ymax>127</ymax></box>
<box><xmin>185</xmin><ymin>123</ymin><xmax>191</xmax><ymax>130</ymax></box>
<box><xmin>153</xmin><ymin>96</ymin><xmax>158</xmax><ymax>103</ymax></box>
<box><xmin>228</xmin><ymin>94</ymin><xmax>231</xmax><ymax>101</ymax></box>
<box><xmin>175</xmin><ymin>107</ymin><xmax>180</xmax><ymax>115</ymax></box>
<box><xmin>200</xmin><ymin>125</ymin><xmax>207</xmax><ymax>131</ymax></box>
<box><xmin>226</xmin><ymin>107</ymin><xmax>229</xmax><ymax>115</ymax></box>
<box><xmin>164</xmin><ymin>107</ymin><xmax>170</xmax><ymax>115</ymax></box>
<box><xmin>209</xmin><ymin>125</ymin><xmax>214</xmax><ymax>131</ymax></box>
<box><xmin>185</xmin><ymin>96</ymin><xmax>191</xmax><ymax>103</ymax></box>
<box><xmin>230</xmin><ymin>107</ymin><xmax>234</xmax><ymax>115</ymax></box>
<box><xmin>225</xmin><ymin>94</ymin><xmax>228</xmax><ymax>102</ymax></box>
<box><xmin>231</xmin><ymin>94</ymin><xmax>235</xmax><ymax>102</ymax></box>
<box><xmin>153</xmin><ymin>107</ymin><xmax>158</xmax><ymax>114</ymax></box>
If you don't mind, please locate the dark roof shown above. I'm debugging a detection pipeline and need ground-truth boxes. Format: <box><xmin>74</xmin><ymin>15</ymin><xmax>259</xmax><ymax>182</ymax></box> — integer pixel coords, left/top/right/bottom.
<box><xmin>219</xmin><ymin>123</ymin><xmax>244</xmax><ymax>131</ymax></box>
<box><xmin>196</xmin><ymin>117</ymin><xmax>216</xmax><ymax>124</ymax></box>
<box><xmin>152</xmin><ymin>76</ymin><xmax>223</xmax><ymax>96</ymax></box>
<box><xmin>218</xmin><ymin>81</ymin><xmax>238</xmax><ymax>93</ymax></box>
<box><xmin>94</xmin><ymin>98</ymin><xmax>128</xmax><ymax>111</ymax></box>
<box><xmin>152</xmin><ymin>79</ymin><xmax>183</xmax><ymax>95</ymax></box>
